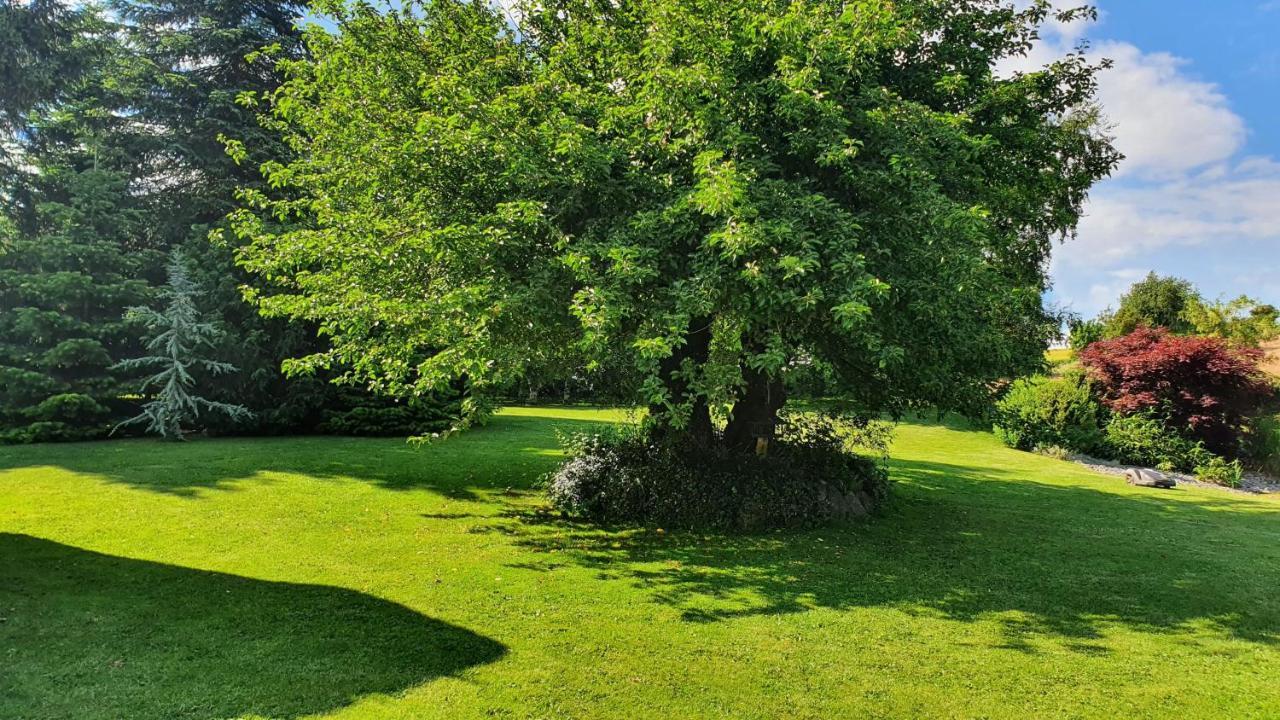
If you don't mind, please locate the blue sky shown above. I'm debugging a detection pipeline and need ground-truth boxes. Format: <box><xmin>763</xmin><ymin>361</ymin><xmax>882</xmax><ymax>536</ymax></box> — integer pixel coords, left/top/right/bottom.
<box><xmin>1031</xmin><ymin>1</ymin><xmax>1280</xmax><ymax>317</ymax></box>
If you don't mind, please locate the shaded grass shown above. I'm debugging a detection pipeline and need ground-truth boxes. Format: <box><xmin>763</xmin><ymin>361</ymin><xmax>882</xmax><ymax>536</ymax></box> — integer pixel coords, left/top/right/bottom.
<box><xmin>0</xmin><ymin>535</ymin><xmax>504</xmax><ymax>719</ymax></box>
<box><xmin>2</xmin><ymin>407</ymin><xmax>1280</xmax><ymax>718</ymax></box>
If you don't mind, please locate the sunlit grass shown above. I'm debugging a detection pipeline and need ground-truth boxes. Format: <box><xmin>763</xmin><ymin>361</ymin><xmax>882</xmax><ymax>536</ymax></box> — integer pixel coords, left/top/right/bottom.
<box><xmin>3</xmin><ymin>407</ymin><xmax>1279</xmax><ymax>719</ymax></box>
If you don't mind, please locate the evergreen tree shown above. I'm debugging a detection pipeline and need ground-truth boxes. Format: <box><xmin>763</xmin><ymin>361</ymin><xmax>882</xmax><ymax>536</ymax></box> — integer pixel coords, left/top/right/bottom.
<box><xmin>0</xmin><ymin>173</ymin><xmax>153</xmax><ymax>442</ymax></box>
<box><xmin>113</xmin><ymin>250</ymin><xmax>251</xmax><ymax>439</ymax></box>
<box><xmin>108</xmin><ymin>0</ymin><xmax>355</xmax><ymax>430</ymax></box>
<box><xmin>109</xmin><ymin>0</ymin><xmax>307</xmax><ymax>240</ymax></box>
<box><xmin>0</xmin><ymin>166</ymin><xmax>158</xmax><ymax>442</ymax></box>
<box><xmin>1</xmin><ymin>0</ymin><xmax>94</xmax><ymax>134</ymax></box>
<box><xmin>0</xmin><ymin>3</ymin><xmax>162</xmax><ymax>443</ymax></box>
<box><xmin>2</xmin><ymin>0</ymin><xmax>350</xmax><ymax>440</ymax></box>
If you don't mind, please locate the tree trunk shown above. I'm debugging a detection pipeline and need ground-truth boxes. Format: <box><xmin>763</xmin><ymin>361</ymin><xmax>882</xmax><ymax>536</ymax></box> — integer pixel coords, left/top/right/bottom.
<box><xmin>648</xmin><ymin>315</ymin><xmax>715</xmax><ymax>446</ymax></box>
<box><xmin>723</xmin><ymin>364</ymin><xmax>786</xmax><ymax>455</ymax></box>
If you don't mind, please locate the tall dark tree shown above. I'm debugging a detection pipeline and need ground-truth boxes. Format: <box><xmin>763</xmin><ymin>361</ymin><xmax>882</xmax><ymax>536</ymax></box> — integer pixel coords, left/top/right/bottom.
<box><xmin>109</xmin><ymin>0</ymin><xmax>307</xmax><ymax>239</ymax></box>
<box><xmin>0</xmin><ymin>165</ymin><xmax>159</xmax><ymax>441</ymax></box>
<box><xmin>0</xmin><ymin>3</ymin><xmax>162</xmax><ymax>442</ymax></box>
<box><xmin>1</xmin><ymin>0</ymin><xmax>93</xmax><ymax>134</ymax></box>
<box><xmin>1</xmin><ymin>0</ymin><xmax>114</xmax><ymax>232</ymax></box>
<box><xmin>105</xmin><ymin>0</ymin><xmax>336</xmax><ymax>431</ymax></box>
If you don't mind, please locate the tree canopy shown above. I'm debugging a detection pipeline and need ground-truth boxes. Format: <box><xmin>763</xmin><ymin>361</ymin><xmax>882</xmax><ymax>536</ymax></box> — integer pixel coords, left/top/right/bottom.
<box><xmin>230</xmin><ymin>0</ymin><xmax>1120</xmax><ymax>447</ymax></box>
<box><xmin>1103</xmin><ymin>272</ymin><xmax>1198</xmax><ymax>338</ymax></box>
<box><xmin>1183</xmin><ymin>294</ymin><xmax>1280</xmax><ymax>347</ymax></box>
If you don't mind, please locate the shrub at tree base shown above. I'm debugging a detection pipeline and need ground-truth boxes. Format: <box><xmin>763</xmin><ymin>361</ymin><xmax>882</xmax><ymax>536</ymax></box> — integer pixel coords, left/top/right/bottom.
<box><xmin>1079</xmin><ymin>327</ymin><xmax>1270</xmax><ymax>454</ymax></box>
<box><xmin>993</xmin><ymin>372</ymin><xmax>1106</xmax><ymax>455</ymax></box>
<box><xmin>548</xmin><ymin>418</ymin><xmax>889</xmax><ymax>531</ymax></box>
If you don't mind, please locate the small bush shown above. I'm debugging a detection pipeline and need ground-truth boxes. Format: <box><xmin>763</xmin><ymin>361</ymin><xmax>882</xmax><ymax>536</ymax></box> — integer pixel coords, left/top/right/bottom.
<box><xmin>547</xmin><ymin>415</ymin><xmax>890</xmax><ymax>530</ymax></box>
<box><xmin>25</xmin><ymin>393</ymin><xmax>109</xmax><ymax>424</ymax></box>
<box><xmin>1194</xmin><ymin>456</ymin><xmax>1245</xmax><ymax>488</ymax></box>
<box><xmin>993</xmin><ymin>372</ymin><xmax>1106</xmax><ymax>454</ymax></box>
<box><xmin>1103</xmin><ymin>414</ymin><xmax>1212</xmax><ymax>472</ymax></box>
<box><xmin>0</xmin><ymin>421</ymin><xmax>97</xmax><ymax>444</ymax></box>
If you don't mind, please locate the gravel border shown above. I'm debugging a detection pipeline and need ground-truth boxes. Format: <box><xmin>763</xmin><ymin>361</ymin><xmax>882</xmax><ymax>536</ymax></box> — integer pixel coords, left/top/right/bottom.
<box><xmin>1065</xmin><ymin>453</ymin><xmax>1280</xmax><ymax>495</ymax></box>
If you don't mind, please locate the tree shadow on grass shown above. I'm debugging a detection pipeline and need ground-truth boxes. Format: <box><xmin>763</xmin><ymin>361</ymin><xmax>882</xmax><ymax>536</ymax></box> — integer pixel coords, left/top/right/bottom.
<box><xmin>0</xmin><ymin>534</ymin><xmax>506</xmax><ymax>720</ymax></box>
<box><xmin>485</xmin><ymin>457</ymin><xmax>1280</xmax><ymax>652</ymax></box>
<box><xmin>0</xmin><ymin>413</ymin><xmax>615</xmax><ymax>497</ymax></box>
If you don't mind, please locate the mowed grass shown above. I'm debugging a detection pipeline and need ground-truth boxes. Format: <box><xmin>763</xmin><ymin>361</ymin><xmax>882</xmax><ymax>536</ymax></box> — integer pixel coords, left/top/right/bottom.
<box><xmin>3</xmin><ymin>407</ymin><xmax>1280</xmax><ymax>719</ymax></box>
<box><xmin>1045</xmin><ymin>347</ymin><xmax>1074</xmax><ymax>364</ymax></box>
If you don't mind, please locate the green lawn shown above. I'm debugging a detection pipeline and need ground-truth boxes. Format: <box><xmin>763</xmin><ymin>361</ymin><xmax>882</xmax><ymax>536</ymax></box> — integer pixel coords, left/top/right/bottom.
<box><xmin>1045</xmin><ymin>347</ymin><xmax>1074</xmax><ymax>364</ymax></box>
<box><xmin>3</xmin><ymin>407</ymin><xmax>1279</xmax><ymax>719</ymax></box>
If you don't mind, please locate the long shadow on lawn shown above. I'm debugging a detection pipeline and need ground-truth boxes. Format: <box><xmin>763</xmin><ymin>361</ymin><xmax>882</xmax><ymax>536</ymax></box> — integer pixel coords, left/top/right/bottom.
<box><xmin>488</xmin><ymin>457</ymin><xmax>1280</xmax><ymax>651</ymax></box>
<box><xmin>0</xmin><ymin>534</ymin><xmax>506</xmax><ymax>720</ymax></box>
<box><xmin>0</xmin><ymin>414</ymin><xmax>611</xmax><ymax>497</ymax></box>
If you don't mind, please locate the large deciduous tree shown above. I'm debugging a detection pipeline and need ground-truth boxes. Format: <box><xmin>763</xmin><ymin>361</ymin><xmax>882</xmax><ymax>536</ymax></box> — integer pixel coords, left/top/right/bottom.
<box><xmin>231</xmin><ymin>0</ymin><xmax>1120</xmax><ymax>450</ymax></box>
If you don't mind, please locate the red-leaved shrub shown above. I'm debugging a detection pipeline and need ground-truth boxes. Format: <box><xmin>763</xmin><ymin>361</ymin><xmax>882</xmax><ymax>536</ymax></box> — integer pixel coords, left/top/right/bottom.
<box><xmin>1078</xmin><ymin>327</ymin><xmax>1270</xmax><ymax>453</ymax></box>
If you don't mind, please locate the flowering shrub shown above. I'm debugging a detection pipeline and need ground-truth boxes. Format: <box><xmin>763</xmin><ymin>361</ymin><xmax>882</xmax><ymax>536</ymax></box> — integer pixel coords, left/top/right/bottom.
<box><xmin>1079</xmin><ymin>327</ymin><xmax>1270</xmax><ymax>453</ymax></box>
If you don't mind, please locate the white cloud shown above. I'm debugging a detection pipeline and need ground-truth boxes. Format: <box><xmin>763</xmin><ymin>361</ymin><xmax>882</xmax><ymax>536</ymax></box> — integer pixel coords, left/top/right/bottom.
<box><xmin>1003</xmin><ymin>12</ymin><xmax>1246</xmax><ymax>180</ymax></box>
<box><xmin>1083</xmin><ymin>268</ymin><xmax>1148</xmax><ymax>313</ymax></box>
<box><xmin>1008</xmin><ymin>4</ymin><xmax>1280</xmax><ymax>315</ymax></box>
<box><xmin>1057</xmin><ymin>159</ymin><xmax>1280</xmax><ymax>268</ymax></box>
<box><xmin>1091</xmin><ymin>42</ymin><xmax>1247</xmax><ymax>179</ymax></box>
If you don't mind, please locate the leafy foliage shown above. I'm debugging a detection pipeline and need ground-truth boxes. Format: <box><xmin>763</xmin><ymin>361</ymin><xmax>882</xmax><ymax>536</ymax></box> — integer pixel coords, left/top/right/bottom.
<box><xmin>1079</xmin><ymin>327</ymin><xmax>1270</xmax><ymax>454</ymax></box>
<box><xmin>1103</xmin><ymin>272</ymin><xmax>1198</xmax><ymax>338</ymax></box>
<box><xmin>1183</xmin><ymin>295</ymin><xmax>1280</xmax><ymax>347</ymax></box>
<box><xmin>993</xmin><ymin>371</ymin><xmax>1106</xmax><ymax>455</ymax></box>
<box><xmin>1192</xmin><ymin>456</ymin><xmax>1244</xmax><ymax>488</ymax></box>
<box><xmin>231</xmin><ymin>0</ymin><xmax>1119</xmax><ymax>447</ymax></box>
<box><xmin>2</xmin><ymin>0</ymin><xmax>443</xmax><ymax>440</ymax></box>
<box><xmin>1102</xmin><ymin>414</ymin><xmax>1212</xmax><ymax>472</ymax></box>
<box><xmin>1243</xmin><ymin>413</ymin><xmax>1280</xmax><ymax>476</ymax></box>
<box><xmin>1067</xmin><ymin>317</ymin><xmax>1105</xmax><ymax>351</ymax></box>
<box><xmin>317</xmin><ymin>390</ymin><xmax>462</xmax><ymax>437</ymax></box>
<box><xmin>113</xmin><ymin>252</ymin><xmax>251</xmax><ymax>439</ymax></box>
